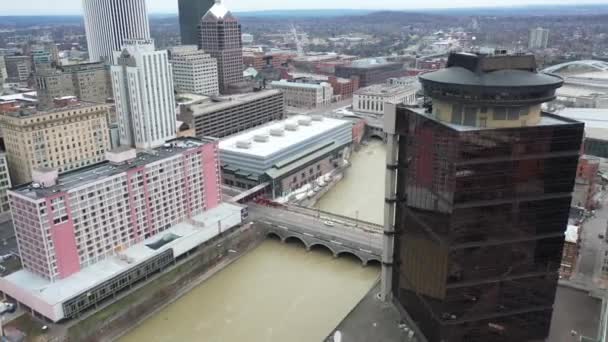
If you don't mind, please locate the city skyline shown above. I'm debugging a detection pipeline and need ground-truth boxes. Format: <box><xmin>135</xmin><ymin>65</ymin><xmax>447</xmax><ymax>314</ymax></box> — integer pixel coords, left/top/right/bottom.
<box><xmin>2</xmin><ymin>0</ymin><xmax>608</xmax><ymax>15</ymax></box>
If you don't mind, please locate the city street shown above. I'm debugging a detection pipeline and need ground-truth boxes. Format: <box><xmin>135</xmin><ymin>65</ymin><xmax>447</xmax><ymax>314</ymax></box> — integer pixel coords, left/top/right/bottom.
<box><xmin>572</xmin><ymin>189</ymin><xmax>608</xmax><ymax>289</ymax></box>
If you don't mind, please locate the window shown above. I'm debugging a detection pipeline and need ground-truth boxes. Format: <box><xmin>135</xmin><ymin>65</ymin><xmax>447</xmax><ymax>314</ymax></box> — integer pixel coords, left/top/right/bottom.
<box><xmin>452</xmin><ymin>104</ymin><xmax>463</xmax><ymax>124</ymax></box>
<box><xmin>463</xmin><ymin>107</ymin><xmax>477</xmax><ymax>126</ymax></box>
<box><xmin>494</xmin><ymin>108</ymin><xmax>507</xmax><ymax>120</ymax></box>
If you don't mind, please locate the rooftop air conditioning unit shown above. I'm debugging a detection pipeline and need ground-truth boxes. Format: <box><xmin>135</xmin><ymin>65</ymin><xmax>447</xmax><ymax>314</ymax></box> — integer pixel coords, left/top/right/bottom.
<box><xmin>270</xmin><ymin>127</ymin><xmax>285</xmax><ymax>136</ymax></box>
<box><xmin>285</xmin><ymin>122</ymin><xmax>299</xmax><ymax>131</ymax></box>
<box><xmin>298</xmin><ymin>117</ymin><xmax>312</xmax><ymax>126</ymax></box>
<box><xmin>312</xmin><ymin>115</ymin><xmax>324</xmax><ymax>121</ymax></box>
<box><xmin>236</xmin><ymin>140</ymin><xmax>252</xmax><ymax>149</ymax></box>
<box><xmin>254</xmin><ymin>134</ymin><xmax>269</xmax><ymax>143</ymax></box>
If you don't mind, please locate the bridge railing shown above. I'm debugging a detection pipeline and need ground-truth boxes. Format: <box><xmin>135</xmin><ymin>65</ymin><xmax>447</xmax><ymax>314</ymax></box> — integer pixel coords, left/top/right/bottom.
<box><xmin>284</xmin><ymin>204</ymin><xmax>383</xmax><ymax>233</ymax></box>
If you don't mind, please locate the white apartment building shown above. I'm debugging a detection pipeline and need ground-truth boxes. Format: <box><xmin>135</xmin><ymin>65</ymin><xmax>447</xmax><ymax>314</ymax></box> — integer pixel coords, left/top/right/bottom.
<box><xmin>169</xmin><ymin>45</ymin><xmax>219</xmax><ymax>96</ymax></box>
<box><xmin>111</xmin><ymin>39</ymin><xmax>177</xmax><ymax>149</ymax></box>
<box><xmin>353</xmin><ymin>83</ymin><xmax>418</xmax><ymax>115</ymax></box>
<box><xmin>529</xmin><ymin>27</ymin><xmax>550</xmax><ymax>50</ymax></box>
<box><xmin>270</xmin><ymin>80</ymin><xmax>333</xmax><ymax>109</ymax></box>
<box><xmin>82</xmin><ymin>0</ymin><xmax>151</xmax><ymax>63</ymax></box>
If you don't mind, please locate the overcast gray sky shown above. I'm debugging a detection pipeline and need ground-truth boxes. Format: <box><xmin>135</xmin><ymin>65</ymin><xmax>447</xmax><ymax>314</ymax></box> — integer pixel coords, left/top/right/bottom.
<box><xmin>2</xmin><ymin>0</ymin><xmax>607</xmax><ymax>15</ymax></box>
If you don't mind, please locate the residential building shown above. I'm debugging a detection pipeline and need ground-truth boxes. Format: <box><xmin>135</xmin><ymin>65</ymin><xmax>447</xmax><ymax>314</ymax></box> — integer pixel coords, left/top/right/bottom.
<box><xmin>189</xmin><ymin>89</ymin><xmax>284</xmax><ymax>138</ymax></box>
<box><xmin>199</xmin><ymin>0</ymin><xmax>244</xmax><ymax>93</ymax></box>
<box><xmin>328</xmin><ymin>76</ymin><xmax>359</xmax><ymax>100</ymax></box>
<box><xmin>178</xmin><ymin>0</ymin><xmax>214</xmax><ymax>46</ymax></box>
<box><xmin>270</xmin><ymin>80</ymin><xmax>333</xmax><ymax>108</ymax></box>
<box><xmin>0</xmin><ymin>154</ymin><xmax>11</xmax><ymax>220</ymax></box>
<box><xmin>353</xmin><ymin>83</ymin><xmax>418</xmax><ymax>115</ymax></box>
<box><xmin>169</xmin><ymin>45</ymin><xmax>219</xmax><ymax>96</ymax></box>
<box><xmin>82</xmin><ymin>0</ymin><xmax>151</xmax><ymax>62</ymax></box>
<box><xmin>4</xmin><ymin>56</ymin><xmax>32</xmax><ymax>83</ymax></box>
<box><xmin>0</xmin><ymin>101</ymin><xmax>111</xmax><ymax>185</ymax></box>
<box><xmin>560</xmin><ymin>225</ymin><xmax>580</xmax><ymax>279</ymax></box>
<box><xmin>529</xmin><ymin>27</ymin><xmax>550</xmax><ymax>50</ymax></box>
<box><xmin>384</xmin><ymin>52</ymin><xmax>584</xmax><ymax>341</ymax></box>
<box><xmin>0</xmin><ymin>137</ymin><xmax>244</xmax><ymax>322</ymax></box>
<box><xmin>219</xmin><ymin>115</ymin><xmax>352</xmax><ymax>197</ymax></box>
<box><xmin>111</xmin><ymin>39</ymin><xmax>176</xmax><ymax>149</ymax></box>
<box><xmin>334</xmin><ymin>58</ymin><xmax>404</xmax><ymax>87</ymax></box>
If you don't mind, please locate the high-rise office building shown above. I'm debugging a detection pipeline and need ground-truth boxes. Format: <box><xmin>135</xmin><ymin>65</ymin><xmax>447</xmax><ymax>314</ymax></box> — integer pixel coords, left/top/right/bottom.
<box><xmin>82</xmin><ymin>0</ymin><xmax>151</xmax><ymax>63</ymax></box>
<box><xmin>529</xmin><ymin>27</ymin><xmax>550</xmax><ymax>50</ymax></box>
<box><xmin>178</xmin><ymin>0</ymin><xmax>215</xmax><ymax>45</ymax></box>
<box><xmin>34</xmin><ymin>62</ymin><xmax>112</xmax><ymax>109</ymax></box>
<box><xmin>384</xmin><ymin>52</ymin><xmax>584</xmax><ymax>341</ymax></box>
<box><xmin>199</xmin><ymin>0</ymin><xmax>244</xmax><ymax>93</ymax></box>
<box><xmin>169</xmin><ymin>45</ymin><xmax>219</xmax><ymax>96</ymax></box>
<box><xmin>4</xmin><ymin>56</ymin><xmax>32</xmax><ymax>83</ymax></box>
<box><xmin>111</xmin><ymin>39</ymin><xmax>177</xmax><ymax>149</ymax></box>
<box><xmin>0</xmin><ymin>101</ymin><xmax>111</xmax><ymax>185</ymax></box>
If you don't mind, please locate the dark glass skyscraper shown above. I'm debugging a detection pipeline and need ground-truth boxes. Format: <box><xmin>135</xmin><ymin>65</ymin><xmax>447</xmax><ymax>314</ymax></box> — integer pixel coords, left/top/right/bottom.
<box><xmin>389</xmin><ymin>52</ymin><xmax>584</xmax><ymax>341</ymax></box>
<box><xmin>178</xmin><ymin>0</ymin><xmax>214</xmax><ymax>45</ymax></box>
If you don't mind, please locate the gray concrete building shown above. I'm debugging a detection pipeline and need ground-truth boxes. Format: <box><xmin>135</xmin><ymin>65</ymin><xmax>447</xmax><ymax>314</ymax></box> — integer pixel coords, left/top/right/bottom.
<box><xmin>169</xmin><ymin>45</ymin><xmax>219</xmax><ymax>96</ymax></box>
<box><xmin>4</xmin><ymin>56</ymin><xmax>32</xmax><ymax>83</ymax></box>
<box><xmin>190</xmin><ymin>89</ymin><xmax>284</xmax><ymax>138</ymax></box>
<box><xmin>34</xmin><ymin>62</ymin><xmax>112</xmax><ymax>109</ymax></box>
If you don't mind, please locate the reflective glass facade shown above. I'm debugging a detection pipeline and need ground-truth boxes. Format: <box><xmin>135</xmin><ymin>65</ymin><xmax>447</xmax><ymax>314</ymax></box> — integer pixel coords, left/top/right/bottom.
<box><xmin>393</xmin><ymin>107</ymin><xmax>584</xmax><ymax>342</ymax></box>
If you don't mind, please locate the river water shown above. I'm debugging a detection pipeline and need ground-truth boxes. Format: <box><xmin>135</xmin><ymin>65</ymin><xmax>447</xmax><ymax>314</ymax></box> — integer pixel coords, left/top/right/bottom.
<box><xmin>316</xmin><ymin>140</ymin><xmax>387</xmax><ymax>225</ymax></box>
<box><xmin>120</xmin><ymin>142</ymin><xmax>386</xmax><ymax>342</ymax></box>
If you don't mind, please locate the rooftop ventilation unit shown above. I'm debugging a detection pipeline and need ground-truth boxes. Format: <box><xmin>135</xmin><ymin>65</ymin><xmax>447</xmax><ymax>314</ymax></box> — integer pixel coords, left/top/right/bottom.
<box><xmin>298</xmin><ymin>117</ymin><xmax>312</xmax><ymax>126</ymax></box>
<box><xmin>285</xmin><ymin>122</ymin><xmax>299</xmax><ymax>131</ymax></box>
<box><xmin>312</xmin><ymin>115</ymin><xmax>324</xmax><ymax>121</ymax></box>
<box><xmin>254</xmin><ymin>134</ymin><xmax>270</xmax><ymax>143</ymax></box>
<box><xmin>270</xmin><ymin>127</ymin><xmax>285</xmax><ymax>136</ymax></box>
<box><xmin>236</xmin><ymin>140</ymin><xmax>252</xmax><ymax>149</ymax></box>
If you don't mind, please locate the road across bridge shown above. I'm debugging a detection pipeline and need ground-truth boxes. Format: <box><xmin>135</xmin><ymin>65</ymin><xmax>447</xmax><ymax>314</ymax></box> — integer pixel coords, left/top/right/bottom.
<box><xmin>249</xmin><ymin>204</ymin><xmax>382</xmax><ymax>265</ymax></box>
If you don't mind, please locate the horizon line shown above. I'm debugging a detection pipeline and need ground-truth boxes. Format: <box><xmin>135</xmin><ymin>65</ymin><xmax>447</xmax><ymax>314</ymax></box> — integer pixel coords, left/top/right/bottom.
<box><xmin>1</xmin><ymin>3</ymin><xmax>606</xmax><ymax>16</ymax></box>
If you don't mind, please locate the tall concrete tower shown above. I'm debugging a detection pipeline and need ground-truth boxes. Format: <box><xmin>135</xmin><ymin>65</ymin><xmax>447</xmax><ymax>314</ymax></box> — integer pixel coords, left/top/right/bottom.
<box><xmin>111</xmin><ymin>39</ymin><xmax>177</xmax><ymax>149</ymax></box>
<box><xmin>199</xmin><ymin>0</ymin><xmax>244</xmax><ymax>93</ymax></box>
<box><xmin>178</xmin><ymin>0</ymin><xmax>215</xmax><ymax>45</ymax></box>
<box><xmin>82</xmin><ymin>0</ymin><xmax>151</xmax><ymax>63</ymax></box>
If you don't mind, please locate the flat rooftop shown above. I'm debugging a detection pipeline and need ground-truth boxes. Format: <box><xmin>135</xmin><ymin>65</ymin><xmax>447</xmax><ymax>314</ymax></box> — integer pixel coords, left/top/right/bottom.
<box><xmin>2</xmin><ymin>203</ymin><xmax>243</xmax><ymax>306</ymax></box>
<box><xmin>11</xmin><ymin>138</ymin><xmax>211</xmax><ymax>200</ymax></box>
<box><xmin>556</xmin><ymin>107</ymin><xmax>608</xmax><ymax>140</ymax></box>
<box><xmin>190</xmin><ymin>89</ymin><xmax>282</xmax><ymax>116</ymax></box>
<box><xmin>3</xmin><ymin>100</ymin><xmax>105</xmax><ymax>118</ymax></box>
<box><xmin>219</xmin><ymin>115</ymin><xmax>350</xmax><ymax>158</ymax></box>
<box><xmin>271</xmin><ymin>80</ymin><xmax>327</xmax><ymax>89</ymax></box>
<box><xmin>355</xmin><ymin>83</ymin><xmax>417</xmax><ymax>96</ymax></box>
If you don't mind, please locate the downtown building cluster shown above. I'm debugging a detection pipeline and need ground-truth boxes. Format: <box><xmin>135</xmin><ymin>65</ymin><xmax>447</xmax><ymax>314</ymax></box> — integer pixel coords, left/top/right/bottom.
<box><xmin>0</xmin><ymin>0</ymin><xmax>251</xmax><ymax>323</ymax></box>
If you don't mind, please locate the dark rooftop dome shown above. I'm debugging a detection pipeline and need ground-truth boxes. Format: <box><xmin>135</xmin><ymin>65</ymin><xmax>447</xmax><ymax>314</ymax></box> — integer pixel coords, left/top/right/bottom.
<box><xmin>419</xmin><ymin>52</ymin><xmax>564</xmax><ymax>105</ymax></box>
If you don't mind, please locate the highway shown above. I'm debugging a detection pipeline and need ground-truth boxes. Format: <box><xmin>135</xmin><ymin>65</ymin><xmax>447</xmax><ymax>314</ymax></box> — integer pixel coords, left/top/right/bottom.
<box><xmin>248</xmin><ymin>204</ymin><xmax>382</xmax><ymax>251</ymax></box>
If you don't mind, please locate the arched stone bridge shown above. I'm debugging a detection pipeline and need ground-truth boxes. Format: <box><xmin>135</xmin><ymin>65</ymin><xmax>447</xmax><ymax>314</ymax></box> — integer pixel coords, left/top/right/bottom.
<box><xmin>263</xmin><ymin>225</ymin><xmax>382</xmax><ymax>266</ymax></box>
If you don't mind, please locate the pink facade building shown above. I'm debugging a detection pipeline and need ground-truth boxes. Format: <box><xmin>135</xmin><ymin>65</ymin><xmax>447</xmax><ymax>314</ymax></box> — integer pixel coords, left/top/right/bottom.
<box><xmin>9</xmin><ymin>138</ymin><xmax>221</xmax><ymax>282</ymax></box>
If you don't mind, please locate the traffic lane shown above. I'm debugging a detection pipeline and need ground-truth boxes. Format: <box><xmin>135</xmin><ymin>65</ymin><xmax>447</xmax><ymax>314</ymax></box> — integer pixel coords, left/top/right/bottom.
<box><xmin>249</xmin><ymin>206</ymin><xmax>381</xmax><ymax>238</ymax></box>
<box><xmin>256</xmin><ymin>211</ymin><xmax>381</xmax><ymax>243</ymax></box>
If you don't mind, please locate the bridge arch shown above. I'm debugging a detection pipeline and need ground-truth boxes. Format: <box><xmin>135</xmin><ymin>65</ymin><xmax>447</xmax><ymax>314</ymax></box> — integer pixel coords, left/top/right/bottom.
<box><xmin>336</xmin><ymin>251</ymin><xmax>366</xmax><ymax>265</ymax></box>
<box><xmin>284</xmin><ymin>235</ymin><xmax>308</xmax><ymax>249</ymax></box>
<box><xmin>308</xmin><ymin>243</ymin><xmax>337</xmax><ymax>256</ymax></box>
<box><xmin>266</xmin><ymin>231</ymin><xmax>283</xmax><ymax>241</ymax></box>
